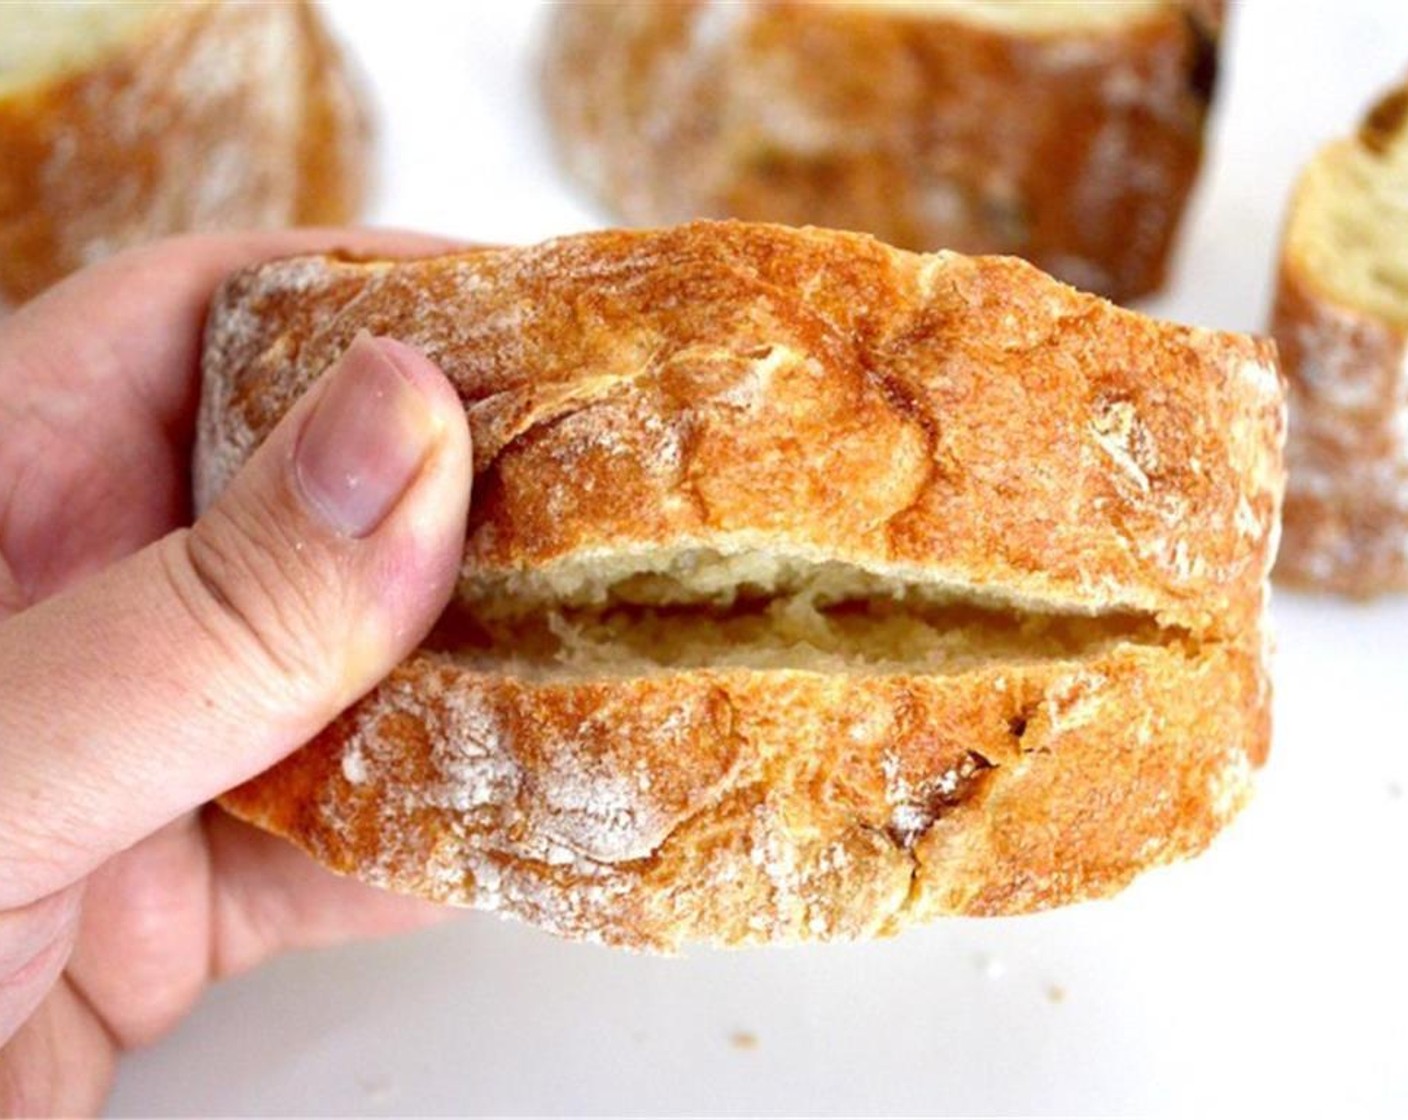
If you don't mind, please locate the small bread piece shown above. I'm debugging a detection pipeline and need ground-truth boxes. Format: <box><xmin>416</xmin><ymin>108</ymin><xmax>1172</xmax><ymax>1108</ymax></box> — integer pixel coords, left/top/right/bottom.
<box><xmin>540</xmin><ymin>1</ymin><xmax>1223</xmax><ymax>303</ymax></box>
<box><xmin>1270</xmin><ymin>78</ymin><xmax>1408</xmax><ymax>595</ymax></box>
<box><xmin>0</xmin><ymin>0</ymin><xmax>370</xmax><ymax>307</ymax></box>
<box><xmin>199</xmin><ymin>222</ymin><xmax>1285</xmax><ymax>950</ymax></box>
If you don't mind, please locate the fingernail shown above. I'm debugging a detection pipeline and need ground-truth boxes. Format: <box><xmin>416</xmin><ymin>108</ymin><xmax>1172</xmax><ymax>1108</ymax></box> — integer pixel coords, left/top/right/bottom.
<box><xmin>294</xmin><ymin>333</ymin><xmax>441</xmax><ymax>538</ymax></box>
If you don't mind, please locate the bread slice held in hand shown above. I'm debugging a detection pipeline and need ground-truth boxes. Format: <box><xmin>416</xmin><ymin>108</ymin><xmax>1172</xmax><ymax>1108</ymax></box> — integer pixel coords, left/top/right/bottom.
<box><xmin>198</xmin><ymin>222</ymin><xmax>1285</xmax><ymax>950</ymax></box>
<box><xmin>541</xmin><ymin>0</ymin><xmax>1224</xmax><ymax>302</ymax></box>
<box><xmin>1270</xmin><ymin>76</ymin><xmax>1408</xmax><ymax>595</ymax></box>
<box><xmin>0</xmin><ymin>0</ymin><xmax>370</xmax><ymax>307</ymax></box>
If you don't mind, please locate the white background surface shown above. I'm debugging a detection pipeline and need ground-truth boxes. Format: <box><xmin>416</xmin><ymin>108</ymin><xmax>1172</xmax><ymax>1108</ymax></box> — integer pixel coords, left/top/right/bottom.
<box><xmin>109</xmin><ymin>2</ymin><xmax>1408</xmax><ymax>1115</ymax></box>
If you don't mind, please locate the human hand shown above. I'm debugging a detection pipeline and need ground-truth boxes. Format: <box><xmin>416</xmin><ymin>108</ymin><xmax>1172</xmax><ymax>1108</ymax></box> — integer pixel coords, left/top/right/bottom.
<box><xmin>0</xmin><ymin>232</ymin><xmax>474</xmax><ymax>1115</ymax></box>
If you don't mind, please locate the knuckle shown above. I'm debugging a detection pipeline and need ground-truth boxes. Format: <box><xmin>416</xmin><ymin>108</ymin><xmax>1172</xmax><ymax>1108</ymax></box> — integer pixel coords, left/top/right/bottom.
<box><xmin>162</xmin><ymin>499</ymin><xmax>339</xmax><ymax>699</ymax></box>
<box><xmin>0</xmin><ymin>890</ymin><xmax>78</xmax><ymax>991</ymax></box>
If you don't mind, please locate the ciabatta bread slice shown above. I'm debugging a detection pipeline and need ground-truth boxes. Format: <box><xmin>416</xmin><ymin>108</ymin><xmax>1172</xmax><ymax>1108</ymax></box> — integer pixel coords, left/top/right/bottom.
<box><xmin>540</xmin><ymin>1</ymin><xmax>1223</xmax><ymax>303</ymax></box>
<box><xmin>0</xmin><ymin>0</ymin><xmax>370</xmax><ymax>307</ymax></box>
<box><xmin>198</xmin><ymin>222</ymin><xmax>1285</xmax><ymax>950</ymax></box>
<box><xmin>1271</xmin><ymin>77</ymin><xmax>1408</xmax><ymax>595</ymax></box>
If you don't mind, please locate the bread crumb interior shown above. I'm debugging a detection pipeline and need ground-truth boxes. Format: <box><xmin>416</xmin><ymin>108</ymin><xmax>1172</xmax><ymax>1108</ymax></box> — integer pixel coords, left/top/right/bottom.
<box><xmin>0</xmin><ymin>3</ymin><xmax>169</xmax><ymax>93</ymax></box>
<box><xmin>829</xmin><ymin>1</ymin><xmax>1163</xmax><ymax>32</ymax></box>
<box><xmin>1293</xmin><ymin>87</ymin><xmax>1408</xmax><ymax>329</ymax></box>
<box><xmin>432</xmin><ymin>548</ymin><xmax>1169</xmax><ymax>678</ymax></box>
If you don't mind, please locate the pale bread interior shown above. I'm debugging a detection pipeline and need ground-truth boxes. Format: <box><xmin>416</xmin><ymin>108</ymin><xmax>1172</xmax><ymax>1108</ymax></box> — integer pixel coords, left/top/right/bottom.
<box><xmin>468</xmin><ymin>546</ymin><xmax>1137</xmax><ymax>619</ymax></box>
<box><xmin>1288</xmin><ymin>85</ymin><xmax>1408</xmax><ymax>329</ymax></box>
<box><xmin>829</xmin><ymin>1</ymin><xmax>1163</xmax><ymax>31</ymax></box>
<box><xmin>437</xmin><ymin>548</ymin><xmax>1167</xmax><ymax>679</ymax></box>
<box><xmin>0</xmin><ymin>2</ymin><xmax>179</xmax><ymax>96</ymax></box>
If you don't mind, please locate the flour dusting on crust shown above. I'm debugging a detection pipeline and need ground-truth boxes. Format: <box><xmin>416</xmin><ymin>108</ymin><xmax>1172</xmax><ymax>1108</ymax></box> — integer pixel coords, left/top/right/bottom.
<box><xmin>204</xmin><ymin>224</ymin><xmax>1279</xmax><ymax>950</ymax></box>
<box><xmin>0</xmin><ymin>2</ymin><xmax>370</xmax><ymax>302</ymax></box>
<box><xmin>541</xmin><ymin>2</ymin><xmax>1219</xmax><ymax>301</ymax></box>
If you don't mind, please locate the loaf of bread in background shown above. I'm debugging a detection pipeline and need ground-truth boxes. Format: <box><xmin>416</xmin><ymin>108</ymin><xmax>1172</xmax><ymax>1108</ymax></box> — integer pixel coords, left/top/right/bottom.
<box><xmin>540</xmin><ymin>1</ymin><xmax>1223</xmax><ymax>303</ymax></box>
<box><xmin>1270</xmin><ymin>77</ymin><xmax>1408</xmax><ymax>596</ymax></box>
<box><xmin>0</xmin><ymin>0</ymin><xmax>370</xmax><ymax>307</ymax></box>
<box><xmin>199</xmin><ymin>222</ymin><xmax>1284</xmax><ymax>951</ymax></box>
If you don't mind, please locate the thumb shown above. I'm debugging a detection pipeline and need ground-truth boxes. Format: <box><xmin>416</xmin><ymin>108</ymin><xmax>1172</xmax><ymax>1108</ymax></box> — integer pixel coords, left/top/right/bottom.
<box><xmin>0</xmin><ymin>335</ymin><xmax>471</xmax><ymax>908</ymax></box>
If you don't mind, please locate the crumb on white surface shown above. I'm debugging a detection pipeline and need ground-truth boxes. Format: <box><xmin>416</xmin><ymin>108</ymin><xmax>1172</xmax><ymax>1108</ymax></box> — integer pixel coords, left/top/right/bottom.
<box><xmin>354</xmin><ymin>1072</ymin><xmax>394</xmax><ymax>1104</ymax></box>
<box><xmin>975</xmin><ymin>953</ymin><xmax>1006</xmax><ymax>980</ymax></box>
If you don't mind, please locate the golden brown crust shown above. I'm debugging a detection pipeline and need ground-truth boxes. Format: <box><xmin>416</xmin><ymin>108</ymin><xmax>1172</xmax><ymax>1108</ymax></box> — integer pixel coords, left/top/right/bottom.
<box><xmin>0</xmin><ymin>0</ymin><xmax>371</xmax><ymax>307</ymax></box>
<box><xmin>198</xmin><ymin>222</ymin><xmax>1283</xmax><ymax>639</ymax></box>
<box><xmin>290</xmin><ymin>0</ymin><xmax>374</xmax><ymax>229</ymax></box>
<box><xmin>540</xmin><ymin>1</ymin><xmax>1221</xmax><ymax>302</ymax></box>
<box><xmin>1271</xmin><ymin>257</ymin><xmax>1408</xmax><ymax>595</ymax></box>
<box><xmin>199</xmin><ymin>221</ymin><xmax>1284</xmax><ymax>950</ymax></box>
<box><xmin>220</xmin><ymin>638</ymin><xmax>1263</xmax><ymax>951</ymax></box>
